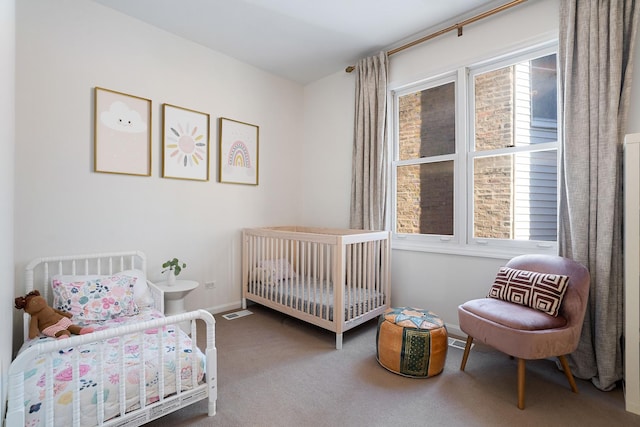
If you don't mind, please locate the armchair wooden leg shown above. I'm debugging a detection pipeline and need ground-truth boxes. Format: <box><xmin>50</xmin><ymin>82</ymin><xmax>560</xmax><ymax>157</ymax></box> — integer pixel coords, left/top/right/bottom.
<box><xmin>517</xmin><ymin>358</ymin><xmax>526</xmax><ymax>409</ymax></box>
<box><xmin>460</xmin><ymin>336</ymin><xmax>474</xmax><ymax>371</ymax></box>
<box><xmin>558</xmin><ymin>355</ymin><xmax>579</xmax><ymax>393</ymax></box>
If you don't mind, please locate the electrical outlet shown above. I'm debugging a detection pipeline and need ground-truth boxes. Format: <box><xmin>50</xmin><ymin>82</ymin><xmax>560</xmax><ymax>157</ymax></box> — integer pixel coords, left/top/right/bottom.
<box><xmin>205</xmin><ymin>281</ymin><xmax>216</xmax><ymax>289</ymax></box>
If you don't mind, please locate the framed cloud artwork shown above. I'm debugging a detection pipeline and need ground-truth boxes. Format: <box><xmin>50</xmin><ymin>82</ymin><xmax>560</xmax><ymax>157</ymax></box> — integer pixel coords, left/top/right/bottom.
<box><xmin>218</xmin><ymin>117</ymin><xmax>259</xmax><ymax>185</ymax></box>
<box><xmin>94</xmin><ymin>87</ymin><xmax>152</xmax><ymax>176</ymax></box>
<box><xmin>162</xmin><ymin>104</ymin><xmax>210</xmax><ymax>181</ymax></box>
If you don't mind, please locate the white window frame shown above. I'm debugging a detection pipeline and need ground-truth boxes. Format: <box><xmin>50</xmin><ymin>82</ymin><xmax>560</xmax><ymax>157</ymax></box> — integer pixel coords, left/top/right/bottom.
<box><xmin>390</xmin><ymin>42</ymin><xmax>560</xmax><ymax>259</ymax></box>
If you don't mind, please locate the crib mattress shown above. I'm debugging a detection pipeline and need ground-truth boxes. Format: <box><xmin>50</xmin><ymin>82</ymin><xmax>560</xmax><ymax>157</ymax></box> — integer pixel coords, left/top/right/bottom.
<box><xmin>247</xmin><ymin>278</ymin><xmax>386</xmax><ymax>321</ymax></box>
<box><xmin>16</xmin><ymin>308</ymin><xmax>206</xmax><ymax>426</ymax></box>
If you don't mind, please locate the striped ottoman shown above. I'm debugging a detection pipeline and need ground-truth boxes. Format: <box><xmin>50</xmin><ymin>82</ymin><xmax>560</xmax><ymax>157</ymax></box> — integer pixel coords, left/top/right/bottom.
<box><xmin>376</xmin><ymin>307</ymin><xmax>448</xmax><ymax>378</ymax></box>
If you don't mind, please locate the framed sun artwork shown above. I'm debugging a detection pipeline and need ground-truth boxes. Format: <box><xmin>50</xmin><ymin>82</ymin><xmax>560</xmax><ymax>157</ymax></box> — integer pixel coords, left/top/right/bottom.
<box><xmin>94</xmin><ymin>87</ymin><xmax>152</xmax><ymax>176</ymax></box>
<box><xmin>162</xmin><ymin>104</ymin><xmax>210</xmax><ymax>181</ymax></box>
<box><xmin>218</xmin><ymin>117</ymin><xmax>259</xmax><ymax>185</ymax></box>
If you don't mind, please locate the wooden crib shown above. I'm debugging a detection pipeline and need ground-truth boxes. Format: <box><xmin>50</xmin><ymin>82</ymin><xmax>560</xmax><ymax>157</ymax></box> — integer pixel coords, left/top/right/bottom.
<box><xmin>241</xmin><ymin>226</ymin><xmax>391</xmax><ymax>349</ymax></box>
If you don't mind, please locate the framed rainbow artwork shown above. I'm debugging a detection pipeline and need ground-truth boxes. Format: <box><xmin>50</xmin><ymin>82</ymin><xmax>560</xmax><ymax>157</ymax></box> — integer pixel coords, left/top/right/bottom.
<box><xmin>218</xmin><ymin>117</ymin><xmax>259</xmax><ymax>185</ymax></box>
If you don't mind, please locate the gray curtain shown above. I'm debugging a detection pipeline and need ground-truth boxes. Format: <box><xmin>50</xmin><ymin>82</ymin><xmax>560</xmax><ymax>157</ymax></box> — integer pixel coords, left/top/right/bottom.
<box><xmin>350</xmin><ymin>52</ymin><xmax>388</xmax><ymax>231</ymax></box>
<box><xmin>559</xmin><ymin>0</ymin><xmax>639</xmax><ymax>391</ymax></box>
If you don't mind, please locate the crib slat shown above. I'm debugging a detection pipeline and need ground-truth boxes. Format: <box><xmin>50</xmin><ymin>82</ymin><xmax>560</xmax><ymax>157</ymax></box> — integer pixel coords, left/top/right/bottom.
<box><xmin>305</xmin><ymin>241</ymin><xmax>310</xmax><ymax>315</ymax></box>
<box><xmin>312</xmin><ymin>242</ymin><xmax>317</xmax><ymax>316</ymax></box>
<box><xmin>276</xmin><ymin>238</ymin><xmax>281</xmax><ymax>305</ymax></box>
<box><xmin>294</xmin><ymin>240</ymin><xmax>300</xmax><ymax>308</ymax></box>
<box><xmin>319</xmin><ymin>243</ymin><xmax>324</xmax><ymax>317</ymax></box>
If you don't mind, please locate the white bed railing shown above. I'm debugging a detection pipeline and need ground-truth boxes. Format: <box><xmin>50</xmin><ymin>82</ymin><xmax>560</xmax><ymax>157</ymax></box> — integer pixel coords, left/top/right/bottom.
<box><xmin>9</xmin><ymin>250</ymin><xmax>215</xmax><ymax>427</ymax></box>
<box><xmin>6</xmin><ymin>310</ymin><xmax>217</xmax><ymax>427</ymax></box>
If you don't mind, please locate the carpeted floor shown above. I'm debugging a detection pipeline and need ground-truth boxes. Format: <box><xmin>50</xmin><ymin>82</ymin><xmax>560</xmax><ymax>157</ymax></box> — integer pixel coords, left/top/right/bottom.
<box><xmin>145</xmin><ymin>304</ymin><xmax>640</xmax><ymax>426</ymax></box>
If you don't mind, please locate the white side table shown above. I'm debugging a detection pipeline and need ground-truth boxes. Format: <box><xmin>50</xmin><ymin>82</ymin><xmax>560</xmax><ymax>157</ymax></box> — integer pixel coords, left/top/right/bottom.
<box><xmin>155</xmin><ymin>279</ymin><xmax>199</xmax><ymax>333</ymax></box>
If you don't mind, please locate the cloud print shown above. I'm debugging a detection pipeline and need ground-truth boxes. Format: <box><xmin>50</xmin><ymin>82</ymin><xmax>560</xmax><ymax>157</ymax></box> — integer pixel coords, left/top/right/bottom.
<box><xmin>100</xmin><ymin>101</ymin><xmax>147</xmax><ymax>133</ymax></box>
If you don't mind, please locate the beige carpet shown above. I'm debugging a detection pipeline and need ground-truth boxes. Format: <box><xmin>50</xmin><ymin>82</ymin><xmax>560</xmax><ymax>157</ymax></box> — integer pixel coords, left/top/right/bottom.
<box><xmin>145</xmin><ymin>304</ymin><xmax>640</xmax><ymax>426</ymax></box>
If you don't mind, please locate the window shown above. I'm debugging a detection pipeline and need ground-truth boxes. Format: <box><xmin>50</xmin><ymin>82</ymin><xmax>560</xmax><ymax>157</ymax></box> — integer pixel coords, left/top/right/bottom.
<box><xmin>396</xmin><ymin>80</ymin><xmax>455</xmax><ymax>236</ymax></box>
<box><xmin>391</xmin><ymin>44</ymin><xmax>559</xmax><ymax>255</ymax></box>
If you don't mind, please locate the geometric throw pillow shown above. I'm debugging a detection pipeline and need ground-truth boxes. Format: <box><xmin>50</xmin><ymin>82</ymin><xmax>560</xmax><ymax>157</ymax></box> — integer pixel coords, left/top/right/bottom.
<box><xmin>487</xmin><ymin>267</ymin><xmax>569</xmax><ymax>317</ymax></box>
<box><xmin>52</xmin><ymin>274</ymin><xmax>139</xmax><ymax>321</ymax></box>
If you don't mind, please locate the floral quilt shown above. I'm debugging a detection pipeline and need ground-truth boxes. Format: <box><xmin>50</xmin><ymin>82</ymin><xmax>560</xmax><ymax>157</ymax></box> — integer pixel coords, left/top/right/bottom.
<box><xmin>17</xmin><ymin>308</ymin><xmax>206</xmax><ymax>427</ymax></box>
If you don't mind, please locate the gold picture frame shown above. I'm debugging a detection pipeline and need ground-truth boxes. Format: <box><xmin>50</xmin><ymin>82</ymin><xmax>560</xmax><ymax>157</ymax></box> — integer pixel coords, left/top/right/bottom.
<box><xmin>218</xmin><ymin>117</ymin><xmax>259</xmax><ymax>185</ymax></box>
<box><xmin>162</xmin><ymin>104</ymin><xmax>210</xmax><ymax>181</ymax></box>
<box><xmin>94</xmin><ymin>87</ymin><xmax>152</xmax><ymax>176</ymax></box>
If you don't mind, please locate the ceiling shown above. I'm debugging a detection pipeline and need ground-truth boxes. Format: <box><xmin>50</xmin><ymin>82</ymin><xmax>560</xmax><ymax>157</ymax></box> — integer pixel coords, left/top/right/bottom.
<box><xmin>91</xmin><ymin>0</ymin><xmax>503</xmax><ymax>84</ymax></box>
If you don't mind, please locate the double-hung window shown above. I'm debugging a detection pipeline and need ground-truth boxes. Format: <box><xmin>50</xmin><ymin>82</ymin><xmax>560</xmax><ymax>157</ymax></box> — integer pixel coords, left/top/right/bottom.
<box><xmin>391</xmin><ymin>43</ymin><xmax>559</xmax><ymax>255</ymax></box>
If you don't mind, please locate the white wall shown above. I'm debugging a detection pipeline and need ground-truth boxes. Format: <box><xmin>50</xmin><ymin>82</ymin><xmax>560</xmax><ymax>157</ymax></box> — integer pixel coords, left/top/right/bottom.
<box><xmin>301</xmin><ymin>71</ymin><xmax>355</xmax><ymax>227</ymax></box>
<box><xmin>1</xmin><ymin>0</ymin><xmax>15</xmax><ymax>418</ymax></box>
<box><xmin>14</xmin><ymin>0</ymin><xmax>304</xmax><ymax>350</ymax></box>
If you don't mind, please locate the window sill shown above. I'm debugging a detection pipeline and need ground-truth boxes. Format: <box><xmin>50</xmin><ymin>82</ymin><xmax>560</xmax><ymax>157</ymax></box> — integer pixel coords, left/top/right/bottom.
<box><xmin>391</xmin><ymin>238</ymin><xmax>558</xmax><ymax>260</ymax></box>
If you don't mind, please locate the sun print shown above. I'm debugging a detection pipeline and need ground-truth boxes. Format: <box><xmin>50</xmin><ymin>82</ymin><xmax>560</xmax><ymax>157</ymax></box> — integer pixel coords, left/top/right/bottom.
<box><xmin>167</xmin><ymin>123</ymin><xmax>206</xmax><ymax>167</ymax></box>
<box><xmin>162</xmin><ymin>104</ymin><xmax>210</xmax><ymax>181</ymax></box>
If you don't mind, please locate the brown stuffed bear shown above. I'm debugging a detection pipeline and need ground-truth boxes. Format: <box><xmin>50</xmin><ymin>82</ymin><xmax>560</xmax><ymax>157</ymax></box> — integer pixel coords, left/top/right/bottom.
<box><xmin>15</xmin><ymin>290</ymin><xmax>94</xmax><ymax>339</ymax></box>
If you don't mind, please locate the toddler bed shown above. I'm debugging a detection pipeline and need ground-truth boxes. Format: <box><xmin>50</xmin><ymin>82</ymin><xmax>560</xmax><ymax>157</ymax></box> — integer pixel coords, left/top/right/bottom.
<box><xmin>6</xmin><ymin>251</ymin><xmax>217</xmax><ymax>427</ymax></box>
<box><xmin>242</xmin><ymin>226</ymin><xmax>391</xmax><ymax>349</ymax></box>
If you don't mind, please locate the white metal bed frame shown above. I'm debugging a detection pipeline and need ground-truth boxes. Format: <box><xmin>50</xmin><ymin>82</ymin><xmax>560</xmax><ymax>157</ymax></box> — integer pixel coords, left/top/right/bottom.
<box><xmin>5</xmin><ymin>251</ymin><xmax>217</xmax><ymax>427</ymax></box>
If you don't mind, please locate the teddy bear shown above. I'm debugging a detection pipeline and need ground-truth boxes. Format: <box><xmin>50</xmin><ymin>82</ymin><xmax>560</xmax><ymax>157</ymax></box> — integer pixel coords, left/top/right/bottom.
<box><xmin>15</xmin><ymin>290</ymin><xmax>94</xmax><ymax>339</ymax></box>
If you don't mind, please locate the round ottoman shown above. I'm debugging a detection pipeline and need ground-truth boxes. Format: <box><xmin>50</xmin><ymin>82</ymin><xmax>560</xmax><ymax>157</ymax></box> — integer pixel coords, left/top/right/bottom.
<box><xmin>376</xmin><ymin>307</ymin><xmax>448</xmax><ymax>378</ymax></box>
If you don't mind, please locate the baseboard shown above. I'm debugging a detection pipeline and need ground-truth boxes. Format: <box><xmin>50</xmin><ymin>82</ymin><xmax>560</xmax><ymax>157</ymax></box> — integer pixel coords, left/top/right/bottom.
<box><xmin>204</xmin><ymin>300</ymin><xmax>243</xmax><ymax>315</ymax></box>
<box><xmin>446</xmin><ymin>323</ymin><xmax>466</xmax><ymax>340</ymax></box>
<box><xmin>201</xmin><ymin>303</ymin><xmax>469</xmax><ymax>343</ymax></box>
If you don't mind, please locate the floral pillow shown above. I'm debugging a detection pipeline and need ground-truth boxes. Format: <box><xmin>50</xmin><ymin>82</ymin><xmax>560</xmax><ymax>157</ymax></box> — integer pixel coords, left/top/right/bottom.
<box><xmin>52</xmin><ymin>274</ymin><xmax>139</xmax><ymax>321</ymax></box>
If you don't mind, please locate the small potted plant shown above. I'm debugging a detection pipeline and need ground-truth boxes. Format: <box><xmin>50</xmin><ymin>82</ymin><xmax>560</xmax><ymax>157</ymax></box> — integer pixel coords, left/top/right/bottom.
<box><xmin>162</xmin><ymin>258</ymin><xmax>187</xmax><ymax>285</ymax></box>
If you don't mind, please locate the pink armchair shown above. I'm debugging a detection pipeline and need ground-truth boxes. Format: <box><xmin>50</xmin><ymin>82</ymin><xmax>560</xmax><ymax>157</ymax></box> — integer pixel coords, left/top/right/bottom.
<box><xmin>457</xmin><ymin>254</ymin><xmax>590</xmax><ymax>409</ymax></box>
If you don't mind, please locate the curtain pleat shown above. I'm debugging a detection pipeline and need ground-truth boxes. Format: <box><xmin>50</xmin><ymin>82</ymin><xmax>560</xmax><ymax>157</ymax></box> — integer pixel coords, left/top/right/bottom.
<box><xmin>350</xmin><ymin>52</ymin><xmax>388</xmax><ymax>231</ymax></box>
<box><xmin>559</xmin><ymin>0</ymin><xmax>639</xmax><ymax>391</ymax></box>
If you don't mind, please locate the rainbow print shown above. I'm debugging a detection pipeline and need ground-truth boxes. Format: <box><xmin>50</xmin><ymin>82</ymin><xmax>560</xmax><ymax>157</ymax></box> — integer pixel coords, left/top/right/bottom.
<box><xmin>227</xmin><ymin>140</ymin><xmax>251</xmax><ymax>168</ymax></box>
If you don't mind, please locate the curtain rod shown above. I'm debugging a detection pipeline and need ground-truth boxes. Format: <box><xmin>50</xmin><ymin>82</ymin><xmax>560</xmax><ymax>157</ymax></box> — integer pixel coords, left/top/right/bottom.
<box><xmin>345</xmin><ymin>0</ymin><xmax>528</xmax><ymax>73</ymax></box>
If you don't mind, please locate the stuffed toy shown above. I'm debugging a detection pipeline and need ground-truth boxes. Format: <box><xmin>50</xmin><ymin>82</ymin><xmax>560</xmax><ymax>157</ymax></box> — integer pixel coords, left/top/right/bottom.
<box><xmin>15</xmin><ymin>290</ymin><xmax>94</xmax><ymax>339</ymax></box>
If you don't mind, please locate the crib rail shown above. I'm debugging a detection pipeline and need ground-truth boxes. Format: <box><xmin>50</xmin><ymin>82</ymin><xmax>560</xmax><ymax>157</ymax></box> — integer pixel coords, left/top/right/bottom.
<box><xmin>242</xmin><ymin>227</ymin><xmax>390</xmax><ymax>348</ymax></box>
<box><xmin>7</xmin><ymin>309</ymin><xmax>217</xmax><ymax>427</ymax></box>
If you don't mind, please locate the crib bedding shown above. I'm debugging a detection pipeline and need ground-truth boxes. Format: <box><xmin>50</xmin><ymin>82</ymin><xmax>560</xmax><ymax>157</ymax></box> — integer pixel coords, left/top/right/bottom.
<box><xmin>248</xmin><ymin>278</ymin><xmax>386</xmax><ymax>322</ymax></box>
<box><xmin>17</xmin><ymin>308</ymin><xmax>206</xmax><ymax>426</ymax></box>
